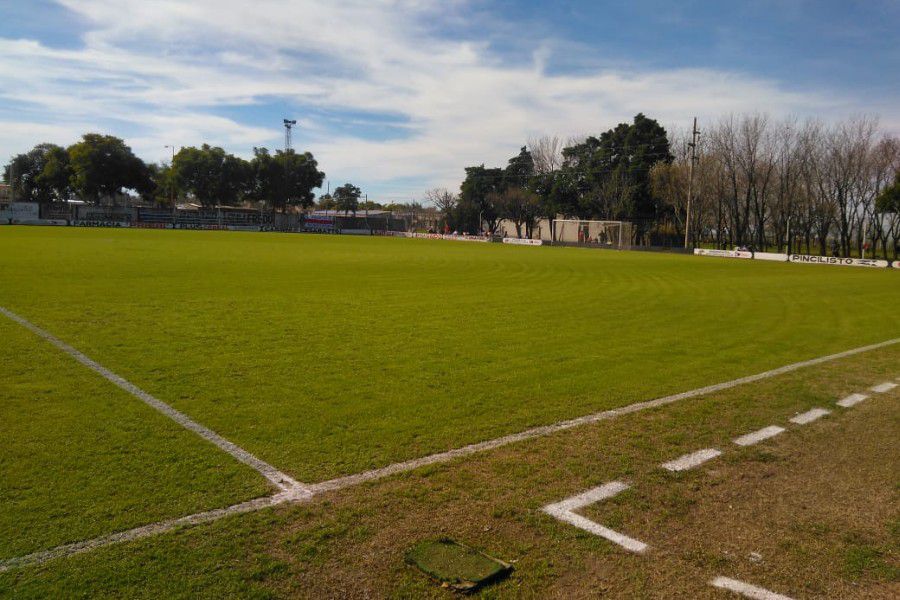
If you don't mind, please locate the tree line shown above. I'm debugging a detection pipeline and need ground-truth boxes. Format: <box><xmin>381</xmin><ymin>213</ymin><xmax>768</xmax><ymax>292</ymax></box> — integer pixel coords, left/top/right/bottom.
<box><xmin>5</xmin><ymin>116</ymin><xmax>898</xmax><ymax>258</ymax></box>
<box><xmin>431</xmin><ymin>113</ymin><xmax>900</xmax><ymax>258</ymax></box>
<box><xmin>3</xmin><ymin>134</ymin><xmax>326</xmax><ymax>212</ymax></box>
<box><xmin>431</xmin><ymin>114</ymin><xmax>672</xmax><ymax>240</ymax></box>
<box><xmin>652</xmin><ymin>115</ymin><xmax>900</xmax><ymax>259</ymax></box>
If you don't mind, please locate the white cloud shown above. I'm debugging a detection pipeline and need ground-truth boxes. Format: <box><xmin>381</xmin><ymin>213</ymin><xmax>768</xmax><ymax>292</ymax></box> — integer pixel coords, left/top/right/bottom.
<box><xmin>0</xmin><ymin>0</ymin><xmax>889</xmax><ymax>201</ymax></box>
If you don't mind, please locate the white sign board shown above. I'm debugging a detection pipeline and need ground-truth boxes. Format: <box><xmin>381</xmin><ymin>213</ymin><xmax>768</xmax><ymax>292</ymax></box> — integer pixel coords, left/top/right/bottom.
<box><xmin>753</xmin><ymin>252</ymin><xmax>789</xmax><ymax>262</ymax></box>
<box><xmin>10</xmin><ymin>202</ymin><xmax>40</xmax><ymax>219</ymax></box>
<box><xmin>788</xmin><ymin>254</ymin><xmax>889</xmax><ymax>268</ymax></box>
<box><xmin>503</xmin><ymin>237</ymin><xmax>543</xmax><ymax>246</ymax></box>
<box><xmin>694</xmin><ymin>248</ymin><xmax>753</xmax><ymax>259</ymax></box>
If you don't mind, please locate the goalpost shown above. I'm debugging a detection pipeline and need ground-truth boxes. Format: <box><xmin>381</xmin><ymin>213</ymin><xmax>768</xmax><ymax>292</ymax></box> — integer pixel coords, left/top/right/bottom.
<box><xmin>551</xmin><ymin>219</ymin><xmax>628</xmax><ymax>248</ymax></box>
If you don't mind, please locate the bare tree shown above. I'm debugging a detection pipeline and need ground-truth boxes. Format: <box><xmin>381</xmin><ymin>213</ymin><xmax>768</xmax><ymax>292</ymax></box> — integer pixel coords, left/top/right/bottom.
<box><xmin>528</xmin><ymin>135</ymin><xmax>563</xmax><ymax>174</ymax></box>
<box><xmin>424</xmin><ymin>188</ymin><xmax>457</xmax><ymax>224</ymax></box>
<box><xmin>870</xmin><ymin>135</ymin><xmax>900</xmax><ymax>259</ymax></box>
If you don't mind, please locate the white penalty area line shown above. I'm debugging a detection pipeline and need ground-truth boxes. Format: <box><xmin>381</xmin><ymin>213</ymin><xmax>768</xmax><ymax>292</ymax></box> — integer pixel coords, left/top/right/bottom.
<box><xmin>661</xmin><ymin>448</ymin><xmax>722</xmax><ymax>472</ymax></box>
<box><xmin>733</xmin><ymin>425</ymin><xmax>785</xmax><ymax>447</ymax></box>
<box><xmin>542</xmin><ymin>481</ymin><xmax>649</xmax><ymax>554</ymax></box>
<box><xmin>0</xmin><ymin>306</ymin><xmax>309</xmax><ymax>498</ymax></box>
<box><xmin>789</xmin><ymin>407</ymin><xmax>830</xmax><ymax>425</ymax></box>
<box><xmin>710</xmin><ymin>576</ymin><xmax>795</xmax><ymax>600</ymax></box>
<box><xmin>837</xmin><ymin>392</ymin><xmax>869</xmax><ymax>408</ymax></box>
<box><xmin>871</xmin><ymin>381</ymin><xmax>898</xmax><ymax>393</ymax></box>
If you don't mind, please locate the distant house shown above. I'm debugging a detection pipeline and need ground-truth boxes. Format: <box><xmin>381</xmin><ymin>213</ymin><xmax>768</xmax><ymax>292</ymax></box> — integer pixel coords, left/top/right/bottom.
<box><xmin>0</xmin><ymin>184</ymin><xmax>10</xmax><ymax>203</ymax></box>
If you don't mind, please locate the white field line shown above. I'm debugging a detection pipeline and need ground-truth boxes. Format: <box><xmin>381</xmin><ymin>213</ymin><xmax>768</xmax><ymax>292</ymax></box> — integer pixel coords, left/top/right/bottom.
<box><xmin>0</xmin><ymin>306</ymin><xmax>309</xmax><ymax>497</ymax></box>
<box><xmin>733</xmin><ymin>425</ymin><xmax>785</xmax><ymax>447</ymax></box>
<box><xmin>545</xmin><ymin>481</ymin><xmax>629</xmax><ymax>512</ymax></box>
<box><xmin>1</xmin><ymin>317</ymin><xmax>898</xmax><ymax>572</ymax></box>
<box><xmin>837</xmin><ymin>393</ymin><xmax>869</xmax><ymax>408</ymax></box>
<box><xmin>309</xmin><ymin>336</ymin><xmax>900</xmax><ymax>494</ymax></box>
<box><xmin>789</xmin><ymin>407</ymin><xmax>830</xmax><ymax>425</ymax></box>
<box><xmin>710</xmin><ymin>576</ymin><xmax>794</xmax><ymax>600</ymax></box>
<box><xmin>0</xmin><ymin>492</ymin><xmax>293</xmax><ymax>574</ymax></box>
<box><xmin>661</xmin><ymin>448</ymin><xmax>722</xmax><ymax>472</ymax></box>
<box><xmin>547</xmin><ymin>509</ymin><xmax>649</xmax><ymax>554</ymax></box>
<box><xmin>542</xmin><ymin>481</ymin><xmax>648</xmax><ymax>553</ymax></box>
<box><xmin>871</xmin><ymin>381</ymin><xmax>898</xmax><ymax>393</ymax></box>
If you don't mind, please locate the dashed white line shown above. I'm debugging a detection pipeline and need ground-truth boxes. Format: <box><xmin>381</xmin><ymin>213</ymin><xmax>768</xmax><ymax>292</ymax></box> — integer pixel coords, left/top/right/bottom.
<box><xmin>661</xmin><ymin>448</ymin><xmax>722</xmax><ymax>472</ymax></box>
<box><xmin>870</xmin><ymin>381</ymin><xmax>897</xmax><ymax>393</ymax></box>
<box><xmin>542</xmin><ymin>481</ymin><xmax>649</xmax><ymax>554</ymax></box>
<box><xmin>788</xmin><ymin>407</ymin><xmax>830</xmax><ymax>425</ymax></box>
<box><xmin>733</xmin><ymin>425</ymin><xmax>785</xmax><ymax>447</ymax></box>
<box><xmin>710</xmin><ymin>576</ymin><xmax>794</xmax><ymax>599</ymax></box>
<box><xmin>837</xmin><ymin>393</ymin><xmax>869</xmax><ymax>408</ymax></box>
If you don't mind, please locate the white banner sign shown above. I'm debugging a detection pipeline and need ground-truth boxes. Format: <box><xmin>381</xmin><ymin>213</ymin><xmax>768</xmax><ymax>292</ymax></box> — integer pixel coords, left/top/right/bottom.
<box><xmin>753</xmin><ymin>252</ymin><xmax>789</xmax><ymax>262</ymax></box>
<box><xmin>502</xmin><ymin>237</ymin><xmax>543</xmax><ymax>246</ymax></box>
<box><xmin>694</xmin><ymin>248</ymin><xmax>753</xmax><ymax>259</ymax></box>
<box><xmin>788</xmin><ymin>254</ymin><xmax>889</xmax><ymax>268</ymax></box>
<box><xmin>2</xmin><ymin>202</ymin><xmax>41</xmax><ymax>222</ymax></box>
<box><xmin>10</xmin><ymin>202</ymin><xmax>40</xmax><ymax>219</ymax></box>
<box><xmin>409</xmin><ymin>232</ymin><xmax>490</xmax><ymax>243</ymax></box>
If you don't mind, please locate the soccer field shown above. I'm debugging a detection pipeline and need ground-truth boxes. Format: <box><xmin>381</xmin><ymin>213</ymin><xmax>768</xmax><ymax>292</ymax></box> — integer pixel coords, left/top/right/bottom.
<box><xmin>1</xmin><ymin>226</ymin><xmax>899</xmax><ymax>595</ymax></box>
<box><xmin>1</xmin><ymin>226</ymin><xmax>898</xmax><ymax>485</ymax></box>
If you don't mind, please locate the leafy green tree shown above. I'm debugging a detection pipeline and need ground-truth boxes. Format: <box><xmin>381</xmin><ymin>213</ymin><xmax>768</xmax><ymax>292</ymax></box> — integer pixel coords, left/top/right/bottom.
<box><xmin>333</xmin><ymin>183</ymin><xmax>361</xmax><ymax>216</ymax></box>
<box><xmin>504</xmin><ymin>146</ymin><xmax>535</xmax><ymax>190</ymax></box>
<box><xmin>458</xmin><ymin>165</ymin><xmax>503</xmax><ymax>233</ymax></box>
<box><xmin>497</xmin><ymin>187</ymin><xmax>541</xmax><ymax>238</ymax></box>
<box><xmin>250</xmin><ymin>148</ymin><xmax>325</xmax><ymax>212</ymax></box>
<box><xmin>875</xmin><ymin>172</ymin><xmax>900</xmax><ymax>213</ymax></box>
<box><xmin>3</xmin><ymin>143</ymin><xmax>72</xmax><ymax>202</ymax></box>
<box><xmin>146</xmin><ymin>163</ymin><xmax>179</xmax><ymax>206</ymax></box>
<box><xmin>360</xmin><ymin>200</ymin><xmax>382</xmax><ymax>211</ymax></box>
<box><xmin>36</xmin><ymin>145</ymin><xmax>73</xmax><ymax>201</ymax></box>
<box><xmin>172</xmin><ymin>144</ymin><xmax>251</xmax><ymax>207</ymax></box>
<box><xmin>67</xmin><ymin>134</ymin><xmax>150</xmax><ymax>203</ymax></box>
<box><xmin>317</xmin><ymin>193</ymin><xmax>336</xmax><ymax>210</ymax></box>
<box><xmin>555</xmin><ymin>114</ymin><xmax>671</xmax><ymax>241</ymax></box>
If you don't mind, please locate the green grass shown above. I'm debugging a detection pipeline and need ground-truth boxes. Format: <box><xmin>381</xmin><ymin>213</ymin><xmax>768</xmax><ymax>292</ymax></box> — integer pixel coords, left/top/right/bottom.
<box><xmin>2</xmin><ymin>344</ymin><xmax>896</xmax><ymax>598</ymax></box>
<box><xmin>0</xmin><ymin>226</ymin><xmax>898</xmax><ymax>485</ymax></box>
<box><xmin>0</xmin><ymin>318</ymin><xmax>269</xmax><ymax>560</ymax></box>
<box><xmin>405</xmin><ymin>539</ymin><xmax>511</xmax><ymax>590</ymax></box>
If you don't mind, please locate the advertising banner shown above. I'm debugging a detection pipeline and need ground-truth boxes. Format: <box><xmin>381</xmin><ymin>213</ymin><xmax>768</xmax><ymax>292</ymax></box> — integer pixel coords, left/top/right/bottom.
<box><xmin>72</xmin><ymin>220</ymin><xmax>130</xmax><ymax>228</ymax></box>
<box><xmin>752</xmin><ymin>252</ymin><xmax>789</xmax><ymax>262</ymax></box>
<box><xmin>788</xmin><ymin>254</ymin><xmax>889</xmax><ymax>268</ymax></box>
<box><xmin>502</xmin><ymin>237</ymin><xmax>543</xmax><ymax>246</ymax></box>
<box><xmin>694</xmin><ymin>248</ymin><xmax>753</xmax><ymax>259</ymax></box>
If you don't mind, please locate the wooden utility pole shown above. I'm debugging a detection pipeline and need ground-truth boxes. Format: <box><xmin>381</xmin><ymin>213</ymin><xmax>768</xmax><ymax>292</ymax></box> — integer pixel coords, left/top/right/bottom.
<box><xmin>683</xmin><ymin>117</ymin><xmax>700</xmax><ymax>249</ymax></box>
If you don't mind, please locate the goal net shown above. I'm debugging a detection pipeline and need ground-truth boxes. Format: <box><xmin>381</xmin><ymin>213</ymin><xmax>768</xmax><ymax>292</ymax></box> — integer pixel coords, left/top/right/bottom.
<box><xmin>551</xmin><ymin>219</ymin><xmax>628</xmax><ymax>247</ymax></box>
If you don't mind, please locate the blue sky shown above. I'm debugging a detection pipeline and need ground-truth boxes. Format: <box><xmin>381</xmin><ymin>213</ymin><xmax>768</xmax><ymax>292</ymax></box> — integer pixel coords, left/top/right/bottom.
<box><xmin>0</xmin><ymin>0</ymin><xmax>897</xmax><ymax>202</ymax></box>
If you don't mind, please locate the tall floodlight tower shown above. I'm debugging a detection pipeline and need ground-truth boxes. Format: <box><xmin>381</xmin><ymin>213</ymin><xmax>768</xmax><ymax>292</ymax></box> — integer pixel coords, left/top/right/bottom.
<box><xmin>283</xmin><ymin>119</ymin><xmax>297</xmax><ymax>151</ymax></box>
